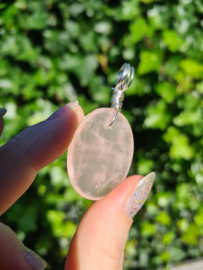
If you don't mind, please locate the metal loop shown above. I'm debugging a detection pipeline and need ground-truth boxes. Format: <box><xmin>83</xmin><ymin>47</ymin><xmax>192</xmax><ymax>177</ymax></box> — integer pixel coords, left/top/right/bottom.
<box><xmin>115</xmin><ymin>63</ymin><xmax>134</xmax><ymax>92</ymax></box>
<box><xmin>109</xmin><ymin>63</ymin><xmax>134</xmax><ymax>127</ymax></box>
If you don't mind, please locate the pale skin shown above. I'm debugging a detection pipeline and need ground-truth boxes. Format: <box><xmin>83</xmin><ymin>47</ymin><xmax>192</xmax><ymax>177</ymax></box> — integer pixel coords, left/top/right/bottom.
<box><xmin>0</xmin><ymin>105</ymin><xmax>143</xmax><ymax>270</ymax></box>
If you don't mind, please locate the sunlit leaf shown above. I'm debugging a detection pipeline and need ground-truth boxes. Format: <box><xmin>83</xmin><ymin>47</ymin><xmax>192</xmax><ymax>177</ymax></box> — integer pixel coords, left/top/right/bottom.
<box><xmin>138</xmin><ymin>50</ymin><xmax>162</xmax><ymax>75</ymax></box>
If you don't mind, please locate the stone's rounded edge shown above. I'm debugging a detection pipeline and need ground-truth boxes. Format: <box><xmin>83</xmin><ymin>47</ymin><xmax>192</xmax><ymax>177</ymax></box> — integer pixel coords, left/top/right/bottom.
<box><xmin>119</xmin><ymin>111</ymin><xmax>134</xmax><ymax>145</ymax></box>
<box><xmin>67</xmin><ymin>108</ymin><xmax>134</xmax><ymax>201</ymax></box>
<box><xmin>115</xmin><ymin>111</ymin><xmax>134</xmax><ymax>183</ymax></box>
<box><xmin>68</xmin><ymin>182</ymin><xmax>103</xmax><ymax>201</ymax></box>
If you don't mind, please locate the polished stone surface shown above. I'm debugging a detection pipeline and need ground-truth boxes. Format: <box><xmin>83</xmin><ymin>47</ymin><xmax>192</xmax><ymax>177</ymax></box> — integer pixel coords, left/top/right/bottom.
<box><xmin>67</xmin><ymin>108</ymin><xmax>134</xmax><ymax>200</ymax></box>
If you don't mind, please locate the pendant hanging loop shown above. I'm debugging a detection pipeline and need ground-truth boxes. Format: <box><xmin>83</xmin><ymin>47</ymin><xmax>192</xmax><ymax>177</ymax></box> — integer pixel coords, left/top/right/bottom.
<box><xmin>109</xmin><ymin>63</ymin><xmax>134</xmax><ymax>127</ymax></box>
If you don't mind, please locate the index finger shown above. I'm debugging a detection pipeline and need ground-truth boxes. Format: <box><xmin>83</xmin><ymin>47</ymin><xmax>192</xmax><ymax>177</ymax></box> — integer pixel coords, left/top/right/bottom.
<box><xmin>0</xmin><ymin>102</ymin><xmax>84</xmax><ymax>215</ymax></box>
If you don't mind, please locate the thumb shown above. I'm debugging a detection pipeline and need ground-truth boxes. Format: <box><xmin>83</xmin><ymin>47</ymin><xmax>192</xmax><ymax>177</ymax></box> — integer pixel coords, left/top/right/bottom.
<box><xmin>65</xmin><ymin>172</ymin><xmax>156</xmax><ymax>270</ymax></box>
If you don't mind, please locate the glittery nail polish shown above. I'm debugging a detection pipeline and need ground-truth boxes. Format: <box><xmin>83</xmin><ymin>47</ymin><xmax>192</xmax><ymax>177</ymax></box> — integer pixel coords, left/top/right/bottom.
<box><xmin>125</xmin><ymin>172</ymin><xmax>156</xmax><ymax>218</ymax></box>
<box><xmin>49</xmin><ymin>100</ymin><xmax>78</xmax><ymax>120</ymax></box>
<box><xmin>24</xmin><ymin>247</ymin><xmax>47</xmax><ymax>270</ymax></box>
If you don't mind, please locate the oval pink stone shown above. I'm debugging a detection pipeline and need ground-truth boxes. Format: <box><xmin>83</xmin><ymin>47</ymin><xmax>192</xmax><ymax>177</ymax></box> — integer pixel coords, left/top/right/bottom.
<box><xmin>67</xmin><ymin>108</ymin><xmax>134</xmax><ymax>200</ymax></box>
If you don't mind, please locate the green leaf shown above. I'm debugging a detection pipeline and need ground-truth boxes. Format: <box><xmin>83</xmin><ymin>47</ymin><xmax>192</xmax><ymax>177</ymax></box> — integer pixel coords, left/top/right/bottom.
<box><xmin>160</xmin><ymin>252</ymin><xmax>170</xmax><ymax>262</ymax></box>
<box><xmin>0</xmin><ymin>3</ymin><xmax>6</xmax><ymax>9</ymax></box>
<box><xmin>173</xmin><ymin>109</ymin><xmax>202</xmax><ymax>126</ymax></box>
<box><xmin>94</xmin><ymin>21</ymin><xmax>111</xmax><ymax>33</ymax></box>
<box><xmin>137</xmin><ymin>158</ymin><xmax>154</xmax><ymax>175</ymax></box>
<box><xmin>115</xmin><ymin>0</ymin><xmax>140</xmax><ymax>20</ymax></box>
<box><xmin>138</xmin><ymin>50</ymin><xmax>162</xmax><ymax>75</ymax></box>
<box><xmin>156</xmin><ymin>192</ymin><xmax>172</xmax><ymax>208</ymax></box>
<box><xmin>18</xmin><ymin>206</ymin><xmax>37</xmax><ymax>233</ymax></box>
<box><xmin>169</xmin><ymin>134</ymin><xmax>194</xmax><ymax>160</ymax></box>
<box><xmin>18</xmin><ymin>3</ymin><xmax>48</xmax><ymax>30</ymax></box>
<box><xmin>181</xmin><ymin>225</ymin><xmax>201</xmax><ymax>246</ymax></box>
<box><xmin>144</xmin><ymin>100</ymin><xmax>171</xmax><ymax>130</ymax></box>
<box><xmin>163</xmin><ymin>127</ymin><xmax>194</xmax><ymax>160</ymax></box>
<box><xmin>148</xmin><ymin>5</ymin><xmax>170</xmax><ymax>30</ymax></box>
<box><xmin>129</xmin><ymin>18</ymin><xmax>154</xmax><ymax>44</ymax></box>
<box><xmin>180</xmin><ymin>59</ymin><xmax>203</xmax><ymax>78</ymax></box>
<box><xmin>168</xmin><ymin>247</ymin><xmax>186</xmax><ymax>262</ymax></box>
<box><xmin>46</xmin><ymin>210</ymin><xmax>76</xmax><ymax>238</ymax></box>
<box><xmin>155</xmin><ymin>81</ymin><xmax>177</xmax><ymax>103</ymax></box>
<box><xmin>162</xmin><ymin>30</ymin><xmax>184</xmax><ymax>52</ymax></box>
<box><xmin>155</xmin><ymin>211</ymin><xmax>171</xmax><ymax>226</ymax></box>
<box><xmin>141</xmin><ymin>222</ymin><xmax>156</xmax><ymax>237</ymax></box>
<box><xmin>163</xmin><ymin>126</ymin><xmax>180</xmax><ymax>143</ymax></box>
<box><xmin>163</xmin><ymin>231</ymin><xmax>175</xmax><ymax>244</ymax></box>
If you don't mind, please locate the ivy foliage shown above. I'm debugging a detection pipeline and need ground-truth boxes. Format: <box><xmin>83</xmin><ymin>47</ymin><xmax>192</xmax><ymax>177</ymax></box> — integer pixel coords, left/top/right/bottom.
<box><xmin>1</xmin><ymin>0</ymin><xmax>203</xmax><ymax>269</ymax></box>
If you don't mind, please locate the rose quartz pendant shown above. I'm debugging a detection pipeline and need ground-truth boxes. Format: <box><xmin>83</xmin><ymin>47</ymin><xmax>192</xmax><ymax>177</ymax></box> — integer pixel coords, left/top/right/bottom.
<box><xmin>67</xmin><ymin>108</ymin><xmax>134</xmax><ymax>200</ymax></box>
<box><xmin>67</xmin><ymin>63</ymin><xmax>134</xmax><ymax>200</ymax></box>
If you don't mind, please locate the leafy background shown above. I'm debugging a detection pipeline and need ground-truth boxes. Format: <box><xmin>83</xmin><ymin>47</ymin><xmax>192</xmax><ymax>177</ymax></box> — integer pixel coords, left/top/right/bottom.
<box><xmin>0</xmin><ymin>0</ymin><xmax>203</xmax><ymax>269</ymax></box>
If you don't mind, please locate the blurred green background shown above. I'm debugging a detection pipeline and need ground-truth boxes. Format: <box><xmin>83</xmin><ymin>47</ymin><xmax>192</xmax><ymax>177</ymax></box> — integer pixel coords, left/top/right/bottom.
<box><xmin>1</xmin><ymin>0</ymin><xmax>203</xmax><ymax>269</ymax></box>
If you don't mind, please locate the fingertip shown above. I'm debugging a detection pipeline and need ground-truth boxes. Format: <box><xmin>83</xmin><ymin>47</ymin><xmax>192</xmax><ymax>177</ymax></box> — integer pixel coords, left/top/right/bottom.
<box><xmin>0</xmin><ymin>223</ymin><xmax>33</xmax><ymax>270</ymax></box>
<box><xmin>96</xmin><ymin>174</ymin><xmax>144</xmax><ymax>212</ymax></box>
<box><xmin>124</xmin><ymin>172</ymin><xmax>156</xmax><ymax>219</ymax></box>
<box><xmin>78</xmin><ymin>175</ymin><xmax>144</xmax><ymax>235</ymax></box>
<box><xmin>29</xmin><ymin>104</ymin><xmax>84</xmax><ymax>169</ymax></box>
<box><xmin>24</xmin><ymin>247</ymin><xmax>47</xmax><ymax>270</ymax></box>
<box><xmin>75</xmin><ymin>105</ymin><xmax>85</xmax><ymax>124</ymax></box>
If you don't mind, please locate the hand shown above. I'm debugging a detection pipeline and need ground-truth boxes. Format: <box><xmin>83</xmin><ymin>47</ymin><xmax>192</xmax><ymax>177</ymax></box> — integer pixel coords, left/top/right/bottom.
<box><xmin>0</xmin><ymin>103</ymin><xmax>155</xmax><ymax>270</ymax></box>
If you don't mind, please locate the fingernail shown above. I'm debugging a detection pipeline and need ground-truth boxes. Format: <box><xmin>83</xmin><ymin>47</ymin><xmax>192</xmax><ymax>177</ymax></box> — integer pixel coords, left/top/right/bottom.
<box><xmin>24</xmin><ymin>247</ymin><xmax>47</xmax><ymax>270</ymax></box>
<box><xmin>0</xmin><ymin>108</ymin><xmax>7</xmax><ymax>117</ymax></box>
<box><xmin>125</xmin><ymin>172</ymin><xmax>156</xmax><ymax>218</ymax></box>
<box><xmin>49</xmin><ymin>100</ymin><xmax>78</xmax><ymax>120</ymax></box>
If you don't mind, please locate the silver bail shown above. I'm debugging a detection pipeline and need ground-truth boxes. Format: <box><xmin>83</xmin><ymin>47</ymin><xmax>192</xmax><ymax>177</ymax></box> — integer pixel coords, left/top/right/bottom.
<box><xmin>109</xmin><ymin>63</ymin><xmax>134</xmax><ymax>127</ymax></box>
